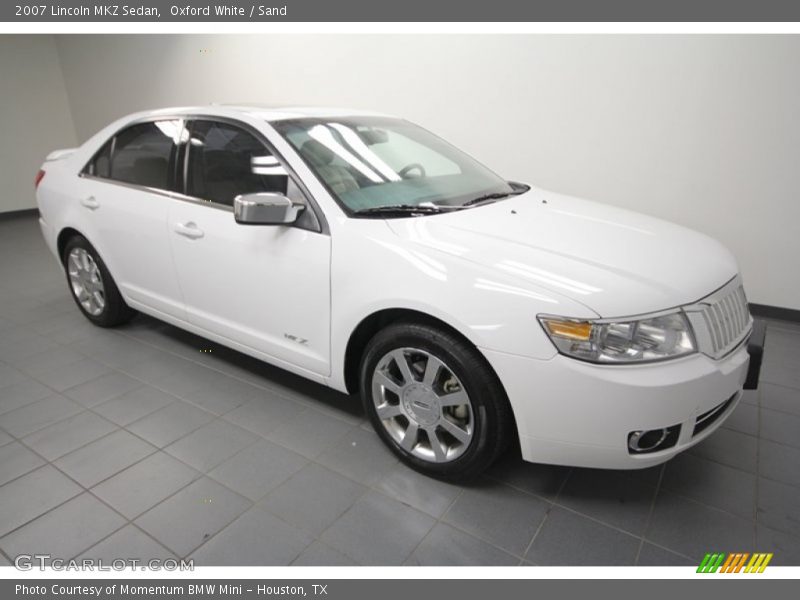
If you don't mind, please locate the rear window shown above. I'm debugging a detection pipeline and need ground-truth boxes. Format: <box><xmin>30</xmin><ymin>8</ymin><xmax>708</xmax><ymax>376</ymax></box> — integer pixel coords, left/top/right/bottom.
<box><xmin>85</xmin><ymin>120</ymin><xmax>181</xmax><ymax>191</ymax></box>
<box><xmin>110</xmin><ymin>121</ymin><xmax>180</xmax><ymax>190</ymax></box>
<box><xmin>86</xmin><ymin>140</ymin><xmax>112</xmax><ymax>178</ymax></box>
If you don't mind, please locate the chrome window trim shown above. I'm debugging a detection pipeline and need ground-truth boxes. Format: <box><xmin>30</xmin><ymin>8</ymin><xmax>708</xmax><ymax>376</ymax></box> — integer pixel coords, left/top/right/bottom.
<box><xmin>79</xmin><ymin>173</ymin><xmax>234</xmax><ymax>213</ymax></box>
<box><xmin>181</xmin><ymin>119</ymin><xmax>190</xmax><ymax>193</ymax></box>
<box><xmin>79</xmin><ymin>113</ymin><xmax>329</xmax><ymax>235</ymax></box>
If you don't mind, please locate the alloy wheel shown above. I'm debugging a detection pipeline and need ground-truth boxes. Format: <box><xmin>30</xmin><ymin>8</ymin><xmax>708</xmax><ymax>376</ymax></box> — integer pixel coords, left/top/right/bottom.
<box><xmin>371</xmin><ymin>347</ymin><xmax>474</xmax><ymax>463</ymax></box>
<box><xmin>67</xmin><ymin>247</ymin><xmax>106</xmax><ymax>316</ymax></box>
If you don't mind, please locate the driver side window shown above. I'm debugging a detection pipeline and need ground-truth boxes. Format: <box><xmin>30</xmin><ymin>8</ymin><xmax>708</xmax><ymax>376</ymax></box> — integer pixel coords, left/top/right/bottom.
<box><xmin>186</xmin><ymin>120</ymin><xmax>287</xmax><ymax>207</ymax></box>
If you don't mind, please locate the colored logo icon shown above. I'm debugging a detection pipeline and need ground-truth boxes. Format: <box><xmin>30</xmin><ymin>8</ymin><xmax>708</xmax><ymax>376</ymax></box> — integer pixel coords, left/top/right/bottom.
<box><xmin>697</xmin><ymin>552</ymin><xmax>773</xmax><ymax>573</ymax></box>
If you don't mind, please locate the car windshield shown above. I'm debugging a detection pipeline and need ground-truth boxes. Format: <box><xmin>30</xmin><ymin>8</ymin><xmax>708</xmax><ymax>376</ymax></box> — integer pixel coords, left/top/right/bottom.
<box><xmin>273</xmin><ymin>116</ymin><xmax>517</xmax><ymax>214</ymax></box>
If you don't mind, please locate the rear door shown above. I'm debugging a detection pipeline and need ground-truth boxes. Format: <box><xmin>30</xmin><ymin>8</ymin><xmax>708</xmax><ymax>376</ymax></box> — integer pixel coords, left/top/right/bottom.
<box><xmin>80</xmin><ymin>119</ymin><xmax>185</xmax><ymax>319</ymax></box>
<box><xmin>166</xmin><ymin>118</ymin><xmax>331</xmax><ymax>376</ymax></box>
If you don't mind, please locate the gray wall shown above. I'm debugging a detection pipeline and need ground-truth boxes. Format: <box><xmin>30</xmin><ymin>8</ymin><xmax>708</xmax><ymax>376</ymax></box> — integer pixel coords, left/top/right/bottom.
<box><xmin>34</xmin><ymin>35</ymin><xmax>800</xmax><ymax>309</ymax></box>
<box><xmin>0</xmin><ymin>35</ymin><xmax>78</xmax><ymax>213</ymax></box>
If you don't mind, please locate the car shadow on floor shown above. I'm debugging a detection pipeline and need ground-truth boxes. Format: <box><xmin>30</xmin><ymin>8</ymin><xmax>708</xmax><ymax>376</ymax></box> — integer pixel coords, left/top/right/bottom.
<box><xmin>115</xmin><ymin>312</ymin><xmax>365</xmax><ymax>424</ymax></box>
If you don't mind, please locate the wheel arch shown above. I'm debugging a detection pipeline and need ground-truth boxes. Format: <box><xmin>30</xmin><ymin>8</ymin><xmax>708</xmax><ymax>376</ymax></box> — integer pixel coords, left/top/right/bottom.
<box><xmin>346</xmin><ymin>307</ymin><xmax>520</xmax><ymax>478</ymax></box>
<box><xmin>343</xmin><ymin>307</ymin><xmax>504</xmax><ymax>397</ymax></box>
<box><xmin>56</xmin><ymin>227</ymin><xmax>86</xmax><ymax>263</ymax></box>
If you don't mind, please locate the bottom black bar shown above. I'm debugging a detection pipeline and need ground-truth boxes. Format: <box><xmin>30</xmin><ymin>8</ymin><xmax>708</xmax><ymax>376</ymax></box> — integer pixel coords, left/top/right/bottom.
<box><xmin>1</xmin><ymin>579</ymin><xmax>793</xmax><ymax>600</ymax></box>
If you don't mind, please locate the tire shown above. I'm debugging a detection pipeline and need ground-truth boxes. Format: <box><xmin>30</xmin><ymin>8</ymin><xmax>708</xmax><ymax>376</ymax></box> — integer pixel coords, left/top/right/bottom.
<box><xmin>62</xmin><ymin>234</ymin><xmax>135</xmax><ymax>327</ymax></box>
<box><xmin>359</xmin><ymin>321</ymin><xmax>514</xmax><ymax>481</ymax></box>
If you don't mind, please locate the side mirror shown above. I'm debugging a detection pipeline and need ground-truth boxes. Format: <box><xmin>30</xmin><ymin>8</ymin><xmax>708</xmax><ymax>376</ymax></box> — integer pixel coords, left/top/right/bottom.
<box><xmin>233</xmin><ymin>193</ymin><xmax>304</xmax><ymax>225</ymax></box>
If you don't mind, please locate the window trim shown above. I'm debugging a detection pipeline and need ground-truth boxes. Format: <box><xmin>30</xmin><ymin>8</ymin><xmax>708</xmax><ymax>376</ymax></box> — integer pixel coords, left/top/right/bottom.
<box><xmin>80</xmin><ymin>114</ymin><xmax>328</xmax><ymax>235</ymax></box>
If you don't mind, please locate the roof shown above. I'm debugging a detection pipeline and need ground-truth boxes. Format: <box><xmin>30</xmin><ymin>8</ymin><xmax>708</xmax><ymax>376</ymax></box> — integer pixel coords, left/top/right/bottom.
<box><xmin>134</xmin><ymin>104</ymin><xmax>395</xmax><ymax>123</ymax></box>
<box><xmin>221</xmin><ymin>105</ymin><xmax>395</xmax><ymax>122</ymax></box>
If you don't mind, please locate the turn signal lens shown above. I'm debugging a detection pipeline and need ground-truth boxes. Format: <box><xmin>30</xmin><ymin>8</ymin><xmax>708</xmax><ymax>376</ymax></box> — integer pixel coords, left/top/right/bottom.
<box><xmin>542</xmin><ymin>319</ymin><xmax>592</xmax><ymax>341</ymax></box>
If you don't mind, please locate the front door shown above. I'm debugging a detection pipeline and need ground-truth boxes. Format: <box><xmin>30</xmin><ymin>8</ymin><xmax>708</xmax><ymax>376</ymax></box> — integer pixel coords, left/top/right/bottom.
<box><xmin>166</xmin><ymin>119</ymin><xmax>331</xmax><ymax>376</ymax></box>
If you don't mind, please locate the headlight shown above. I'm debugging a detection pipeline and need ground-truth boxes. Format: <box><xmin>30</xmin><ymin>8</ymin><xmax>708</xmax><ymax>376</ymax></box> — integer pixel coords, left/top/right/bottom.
<box><xmin>538</xmin><ymin>311</ymin><xmax>696</xmax><ymax>363</ymax></box>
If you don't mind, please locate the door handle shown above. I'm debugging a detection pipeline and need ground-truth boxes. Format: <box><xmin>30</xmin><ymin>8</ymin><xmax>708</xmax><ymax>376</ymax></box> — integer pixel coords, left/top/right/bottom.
<box><xmin>81</xmin><ymin>196</ymin><xmax>100</xmax><ymax>210</ymax></box>
<box><xmin>174</xmin><ymin>222</ymin><xmax>204</xmax><ymax>240</ymax></box>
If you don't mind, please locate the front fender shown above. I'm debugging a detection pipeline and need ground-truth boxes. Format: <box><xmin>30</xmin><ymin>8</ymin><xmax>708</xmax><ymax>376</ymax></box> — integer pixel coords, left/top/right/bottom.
<box><xmin>328</xmin><ymin>219</ymin><xmax>596</xmax><ymax>390</ymax></box>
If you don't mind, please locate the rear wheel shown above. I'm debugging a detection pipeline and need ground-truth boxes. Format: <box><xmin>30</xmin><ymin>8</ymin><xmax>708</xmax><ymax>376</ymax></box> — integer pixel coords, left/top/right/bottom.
<box><xmin>63</xmin><ymin>235</ymin><xmax>135</xmax><ymax>327</ymax></box>
<box><xmin>360</xmin><ymin>321</ymin><xmax>513</xmax><ymax>481</ymax></box>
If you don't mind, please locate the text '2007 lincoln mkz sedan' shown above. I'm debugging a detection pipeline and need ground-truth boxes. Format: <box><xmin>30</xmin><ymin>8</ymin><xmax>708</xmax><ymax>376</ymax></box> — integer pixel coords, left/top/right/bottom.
<box><xmin>35</xmin><ymin>106</ymin><xmax>764</xmax><ymax>479</ymax></box>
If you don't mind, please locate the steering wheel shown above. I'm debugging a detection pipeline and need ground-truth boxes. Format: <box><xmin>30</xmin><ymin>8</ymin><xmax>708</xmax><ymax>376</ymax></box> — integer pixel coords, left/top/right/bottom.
<box><xmin>398</xmin><ymin>163</ymin><xmax>426</xmax><ymax>179</ymax></box>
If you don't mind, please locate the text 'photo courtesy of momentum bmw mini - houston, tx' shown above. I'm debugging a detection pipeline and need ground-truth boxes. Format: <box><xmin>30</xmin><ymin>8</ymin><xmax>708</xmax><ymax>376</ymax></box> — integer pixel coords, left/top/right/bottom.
<box><xmin>34</xmin><ymin>105</ymin><xmax>765</xmax><ymax>480</ymax></box>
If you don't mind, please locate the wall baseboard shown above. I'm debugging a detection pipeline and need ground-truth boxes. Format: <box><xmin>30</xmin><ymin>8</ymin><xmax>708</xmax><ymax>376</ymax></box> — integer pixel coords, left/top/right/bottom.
<box><xmin>751</xmin><ymin>303</ymin><xmax>800</xmax><ymax>324</ymax></box>
<box><xmin>0</xmin><ymin>208</ymin><xmax>38</xmax><ymax>221</ymax></box>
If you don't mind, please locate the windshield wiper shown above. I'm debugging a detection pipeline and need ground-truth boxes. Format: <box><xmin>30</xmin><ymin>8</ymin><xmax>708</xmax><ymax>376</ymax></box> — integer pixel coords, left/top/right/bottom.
<box><xmin>353</xmin><ymin>204</ymin><xmax>445</xmax><ymax>217</ymax></box>
<box><xmin>461</xmin><ymin>186</ymin><xmax>529</xmax><ymax>208</ymax></box>
<box><xmin>354</xmin><ymin>187</ymin><xmax>529</xmax><ymax>216</ymax></box>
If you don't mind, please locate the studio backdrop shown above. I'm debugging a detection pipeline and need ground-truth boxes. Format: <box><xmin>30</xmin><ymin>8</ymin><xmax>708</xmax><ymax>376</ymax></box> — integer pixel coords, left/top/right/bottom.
<box><xmin>1</xmin><ymin>34</ymin><xmax>798</xmax><ymax>310</ymax></box>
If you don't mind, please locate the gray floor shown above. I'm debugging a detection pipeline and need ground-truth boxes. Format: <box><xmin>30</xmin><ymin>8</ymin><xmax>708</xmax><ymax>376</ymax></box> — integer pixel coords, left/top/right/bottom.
<box><xmin>0</xmin><ymin>213</ymin><xmax>799</xmax><ymax>567</ymax></box>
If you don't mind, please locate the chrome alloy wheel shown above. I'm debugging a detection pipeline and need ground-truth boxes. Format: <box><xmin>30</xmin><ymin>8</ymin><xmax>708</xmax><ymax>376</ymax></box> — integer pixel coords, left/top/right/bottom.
<box><xmin>371</xmin><ymin>348</ymin><xmax>474</xmax><ymax>463</ymax></box>
<box><xmin>67</xmin><ymin>248</ymin><xmax>106</xmax><ymax>316</ymax></box>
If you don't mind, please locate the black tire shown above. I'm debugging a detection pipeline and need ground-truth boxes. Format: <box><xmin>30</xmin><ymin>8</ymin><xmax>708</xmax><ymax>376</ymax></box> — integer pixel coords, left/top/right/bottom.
<box><xmin>359</xmin><ymin>321</ymin><xmax>514</xmax><ymax>481</ymax></box>
<box><xmin>62</xmin><ymin>234</ymin><xmax>135</xmax><ymax>327</ymax></box>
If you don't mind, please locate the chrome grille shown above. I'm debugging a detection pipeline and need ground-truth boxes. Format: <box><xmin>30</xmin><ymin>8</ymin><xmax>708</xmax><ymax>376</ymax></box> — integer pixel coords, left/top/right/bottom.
<box><xmin>701</xmin><ymin>285</ymin><xmax>749</xmax><ymax>354</ymax></box>
<box><xmin>687</xmin><ymin>278</ymin><xmax>751</xmax><ymax>359</ymax></box>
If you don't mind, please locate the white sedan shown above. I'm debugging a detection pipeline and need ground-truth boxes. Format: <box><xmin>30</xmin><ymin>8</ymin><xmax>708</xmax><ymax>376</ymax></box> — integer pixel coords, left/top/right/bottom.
<box><xmin>35</xmin><ymin>106</ymin><xmax>764</xmax><ymax>479</ymax></box>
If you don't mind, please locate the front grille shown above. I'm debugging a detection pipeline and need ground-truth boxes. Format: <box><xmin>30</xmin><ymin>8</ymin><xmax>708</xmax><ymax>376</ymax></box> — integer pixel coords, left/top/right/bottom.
<box><xmin>689</xmin><ymin>280</ymin><xmax>751</xmax><ymax>359</ymax></box>
<box><xmin>700</xmin><ymin>285</ymin><xmax>749</xmax><ymax>355</ymax></box>
<box><xmin>693</xmin><ymin>395</ymin><xmax>735</xmax><ymax>437</ymax></box>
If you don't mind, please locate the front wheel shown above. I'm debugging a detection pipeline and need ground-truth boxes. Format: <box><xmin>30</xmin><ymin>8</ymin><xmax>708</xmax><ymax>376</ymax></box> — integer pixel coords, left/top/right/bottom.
<box><xmin>359</xmin><ymin>322</ymin><xmax>514</xmax><ymax>481</ymax></box>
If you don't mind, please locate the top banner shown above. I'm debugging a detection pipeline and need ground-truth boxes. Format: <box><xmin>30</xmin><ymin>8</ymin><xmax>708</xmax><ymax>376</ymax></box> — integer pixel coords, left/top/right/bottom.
<box><xmin>4</xmin><ymin>0</ymin><xmax>800</xmax><ymax>22</ymax></box>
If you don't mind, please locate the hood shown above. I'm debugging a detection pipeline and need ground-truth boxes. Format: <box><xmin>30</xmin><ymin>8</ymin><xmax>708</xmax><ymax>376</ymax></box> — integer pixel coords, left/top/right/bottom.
<box><xmin>386</xmin><ymin>188</ymin><xmax>738</xmax><ymax>317</ymax></box>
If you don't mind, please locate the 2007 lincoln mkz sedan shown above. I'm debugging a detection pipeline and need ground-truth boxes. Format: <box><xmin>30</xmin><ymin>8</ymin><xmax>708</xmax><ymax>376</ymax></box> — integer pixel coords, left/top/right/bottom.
<box><xmin>35</xmin><ymin>106</ymin><xmax>764</xmax><ymax>479</ymax></box>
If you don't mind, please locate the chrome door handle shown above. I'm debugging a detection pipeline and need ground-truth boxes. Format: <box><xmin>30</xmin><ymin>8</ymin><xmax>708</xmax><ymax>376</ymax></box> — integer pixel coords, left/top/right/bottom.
<box><xmin>174</xmin><ymin>222</ymin><xmax>204</xmax><ymax>239</ymax></box>
<box><xmin>81</xmin><ymin>196</ymin><xmax>99</xmax><ymax>210</ymax></box>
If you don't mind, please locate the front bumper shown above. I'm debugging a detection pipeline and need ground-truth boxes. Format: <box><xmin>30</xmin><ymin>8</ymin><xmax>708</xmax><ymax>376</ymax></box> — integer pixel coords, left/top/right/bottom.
<box><xmin>482</xmin><ymin>325</ymin><xmax>764</xmax><ymax>470</ymax></box>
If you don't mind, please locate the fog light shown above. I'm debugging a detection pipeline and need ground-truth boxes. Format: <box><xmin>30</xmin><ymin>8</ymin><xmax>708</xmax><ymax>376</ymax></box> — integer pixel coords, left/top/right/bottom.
<box><xmin>627</xmin><ymin>425</ymin><xmax>681</xmax><ymax>454</ymax></box>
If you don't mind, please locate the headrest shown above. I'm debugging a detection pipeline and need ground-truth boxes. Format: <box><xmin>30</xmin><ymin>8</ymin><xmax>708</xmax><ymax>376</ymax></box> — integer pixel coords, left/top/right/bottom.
<box><xmin>300</xmin><ymin>139</ymin><xmax>335</xmax><ymax>167</ymax></box>
<box><xmin>133</xmin><ymin>156</ymin><xmax>168</xmax><ymax>188</ymax></box>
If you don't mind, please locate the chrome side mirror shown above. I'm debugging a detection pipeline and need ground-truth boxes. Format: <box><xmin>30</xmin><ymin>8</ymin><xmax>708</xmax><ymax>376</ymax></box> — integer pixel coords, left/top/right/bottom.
<box><xmin>233</xmin><ymin>193</ymin><xmax>305</xmax><ymax>225</ymax></box>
